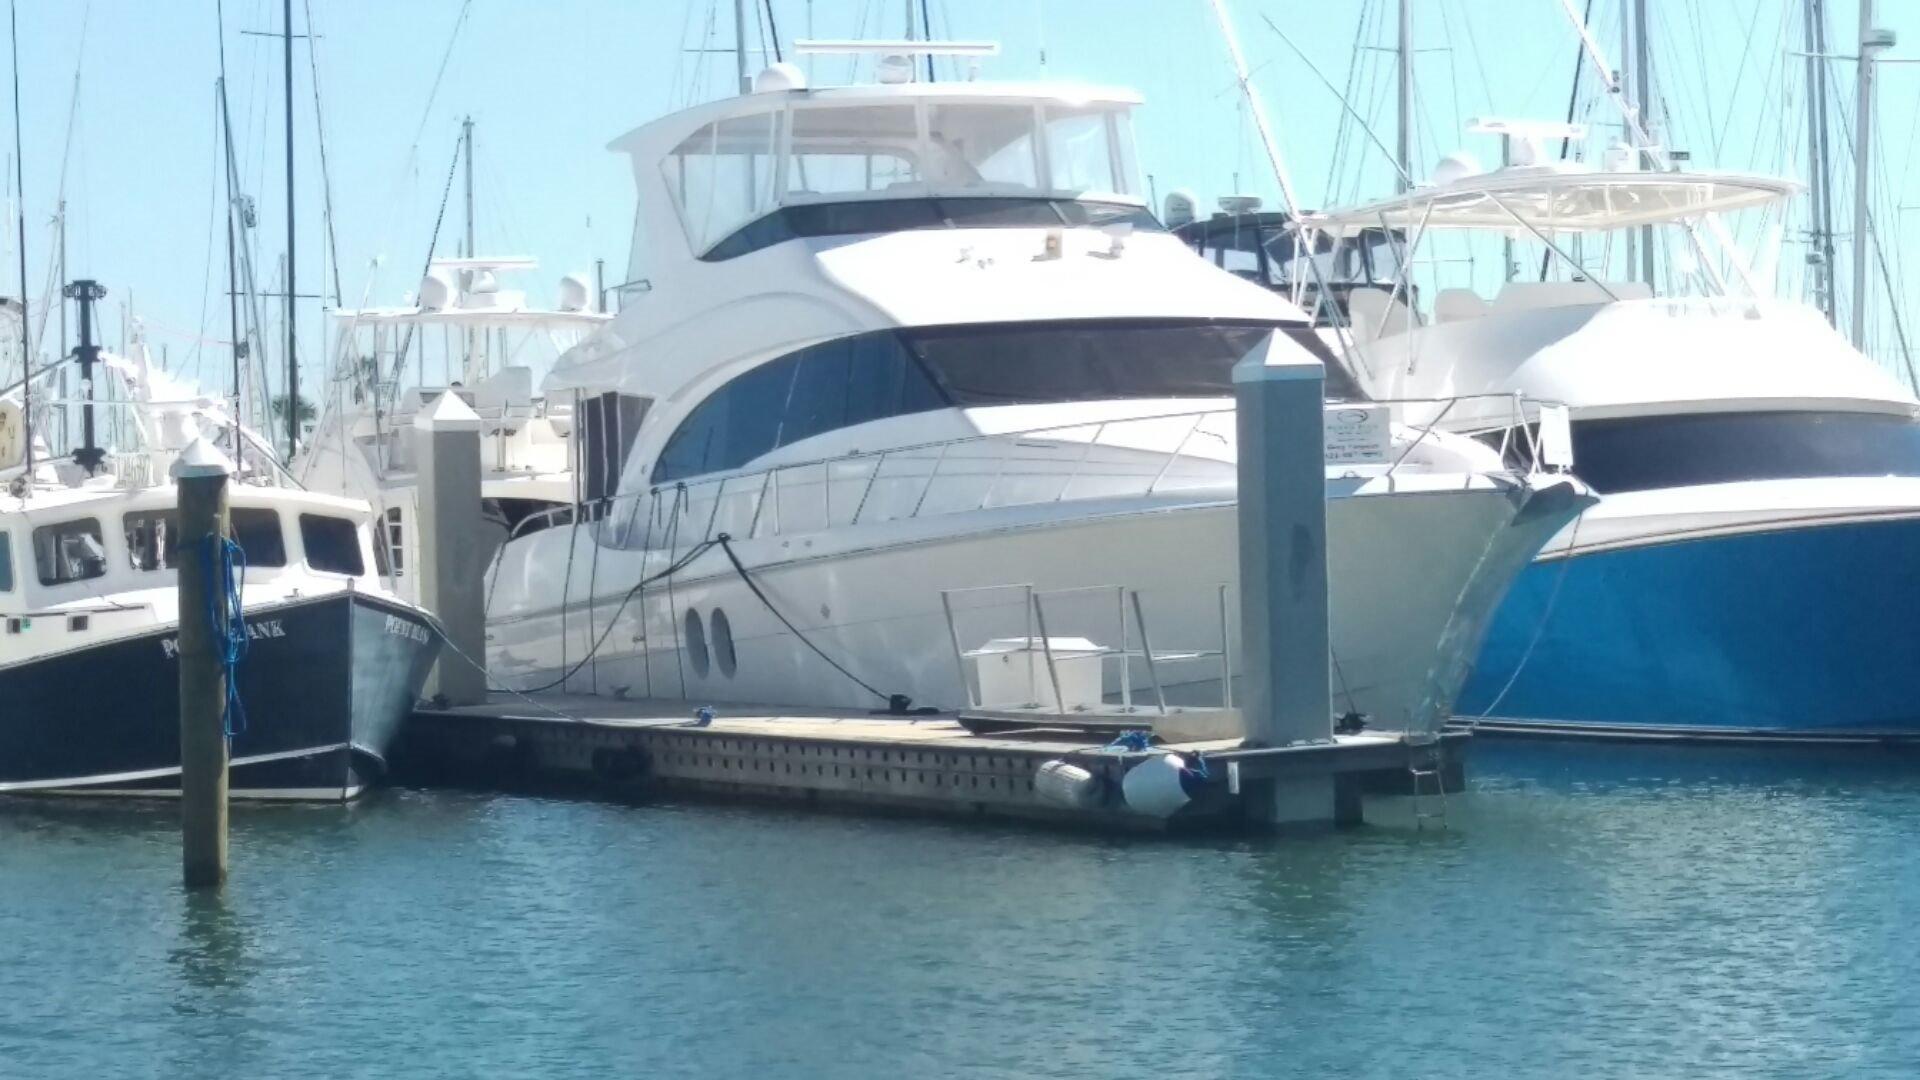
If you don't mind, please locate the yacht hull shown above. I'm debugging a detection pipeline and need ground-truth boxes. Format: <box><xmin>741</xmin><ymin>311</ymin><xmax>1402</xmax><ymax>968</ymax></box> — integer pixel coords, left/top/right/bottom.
<box><xmin>491</xmin><ymin>480</ymin><xmax>1586</xmax><ymax>730</ymax></box>
<box><xmin>1459</xmin><ymin>513</ymin><xmax>1920</xmax><ymax>738</ymax></box>
<box><xmin>0</xmin><ymin>591</ymin><xmax>440</xmax><ymax>800</ymax></box>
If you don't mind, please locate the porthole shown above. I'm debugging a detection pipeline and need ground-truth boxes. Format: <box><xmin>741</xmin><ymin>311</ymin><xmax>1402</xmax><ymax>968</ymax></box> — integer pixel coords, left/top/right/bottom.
<box><xmin>684</xmin><ymin>607</ymin><xmax>710</xmax><ymax>678</ymax></box>
<box><xmin>711</xmin><ymin>607</ymin><xmax>737</xmax><ymax>677</ymax></box>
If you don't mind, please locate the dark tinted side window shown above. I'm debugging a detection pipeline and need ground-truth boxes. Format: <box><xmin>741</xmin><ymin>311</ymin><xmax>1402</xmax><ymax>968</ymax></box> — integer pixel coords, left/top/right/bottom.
<box><xmin>233</xmin><ymin>508</ymin><xmax>288</xmax><ymax>567</ymax></box>
<box><xmin>1567</xmin><ymin>411</ymin><xmax>1920</xmax><ymax>494</ymax></box>
<box><xmin>649</xmin><ymin>320</ymin><xmax>1359</xmax><ymax>484</ymax></box>
<box><xmin>0</xmin><ymin>531</ymin><xmax>12</xmax><ymax>592</ymax></box>
<box><xmin>298</xmin><ymin>514</ymin><xmax>363</xmax><ymax>575</ymax></box>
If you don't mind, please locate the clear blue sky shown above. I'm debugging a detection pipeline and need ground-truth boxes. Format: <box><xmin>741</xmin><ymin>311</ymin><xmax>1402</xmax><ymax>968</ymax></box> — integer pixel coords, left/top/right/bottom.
<box><xmin>7</xmin><ymin>0</ymin><xmax>1920</xmax><ymax>402</ymax></box>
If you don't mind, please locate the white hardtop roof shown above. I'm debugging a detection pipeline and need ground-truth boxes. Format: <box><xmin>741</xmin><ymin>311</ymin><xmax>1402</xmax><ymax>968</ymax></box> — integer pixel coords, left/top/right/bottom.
<box><xmin>330</xmin><ymin>306</ymin><xmax>608</xmax><ymax>329</ymax></box>
<box><xmin>1</xmin><ymin>480</ymin><xmax>374</xmax><ymax>519</ymax></box>
<box><xmin>1305</xmin><ymin>166</ymin><xmax>1802</xmax><ymax>234</ymax></box>
<box><xmin>608</xmin><ymin>80</ymin><xmax>1144</xmax><ymax>158</ymax></box>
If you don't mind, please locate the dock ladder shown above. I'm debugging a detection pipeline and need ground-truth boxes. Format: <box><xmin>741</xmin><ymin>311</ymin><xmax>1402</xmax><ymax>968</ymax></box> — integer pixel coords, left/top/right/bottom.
<box><xmin>1406</xmin><ymin>731</ymin><xmax>1448</xmax><ymax>830</ymax></box>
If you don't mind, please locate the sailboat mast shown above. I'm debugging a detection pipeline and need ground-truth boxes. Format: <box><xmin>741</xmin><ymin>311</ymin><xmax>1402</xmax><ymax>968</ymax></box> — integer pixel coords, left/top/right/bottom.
<box><xmin>1804</xmin><ymin>0</ymin><xmax>1836</xmax><ymax>324</ymax></box>
<box><xmin>461</xmin><ymin>115</ymin><xmax>477</xmax><ymax>381</ymax></box>
<box><xmin>462</xmin><ymin>116</ymin><xmax>474</xmax><ymax>261</ymax></box>
<box><xmin>9</xmin><ymin>0</ymin><xmax>31</xmax><ymax>483</ymax></box>
<box><xmin>1850</xmin><ymin>0</ymin><xmax>1876</xmax><ymax>351</ymax></box>
<box><xmin>283</xmin><ymin>0</ymin><xmax>298</xmax><ymax>458</ymax></box>
<box><xmin>1395</xmin><ymin>0</ymin><xmax>1413</xmax><ymax>192</ymax></box>
<box><xmin>220</xmin><ymin>82</ymin><xmax>242</xmax><ymax>450</ymax></box>
<box><xmin>733</xmin><ymin>0</ymin><xmax>751</xmax><ymax>93</ymax></box>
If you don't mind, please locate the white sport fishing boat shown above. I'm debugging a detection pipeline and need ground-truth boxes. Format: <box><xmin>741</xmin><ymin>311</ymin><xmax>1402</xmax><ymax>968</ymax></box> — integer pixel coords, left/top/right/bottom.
<box><xmin>477</xmin><ymin>55</ymin><xmax>1590</xmax><ymax>733</ymax></box>
<box><xmin>296</xmin><ymin>256</ymin><xmax>609</xmax><ymax>606</ymax></box>
<box><xmin>1287</xmin><ymin>123</ymin><xmax>1920</xmax><ymax>739</ymax></box>
<box><xmin>0</xmin><ymin>289</ymin><xmax>439</xmax><ymax>799</ymax></box>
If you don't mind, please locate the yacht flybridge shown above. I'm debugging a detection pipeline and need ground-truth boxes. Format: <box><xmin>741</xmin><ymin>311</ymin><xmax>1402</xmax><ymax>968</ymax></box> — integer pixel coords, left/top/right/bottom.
<box><xmin>0</xmin><ymin>298</ymin><xmax>439</xmax><ymax>799</ymax></box>
<box><xmin>1272</xmin><ymin>128</ymin><xmax>1920</xmax><ymax>738</ymax></box>
<box><xmin>483</xmin><ymin>62</ymin><xmax>1590</xmax><ymax>733</ymax></box>
<box><xmin>296</xmin><ymin>257</ymin><xmax>610</xmax><ymax>605</ymax></box>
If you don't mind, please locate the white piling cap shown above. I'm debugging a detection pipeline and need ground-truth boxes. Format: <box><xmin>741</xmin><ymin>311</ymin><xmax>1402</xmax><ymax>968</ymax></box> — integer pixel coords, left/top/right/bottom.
<box><xmin>170</xmin><ymin>435</ymin><xmax>234</xmax><ymax>479</ymax></box>
<box><xmin>414</xmin><ymin>390</ymin><xmax>483</xmax><ymax>433</ymax></box>
<box><xmin>1231</xmin><ymin>330</ymin><xmax>1325</xmax><ymax>384</ymax></box>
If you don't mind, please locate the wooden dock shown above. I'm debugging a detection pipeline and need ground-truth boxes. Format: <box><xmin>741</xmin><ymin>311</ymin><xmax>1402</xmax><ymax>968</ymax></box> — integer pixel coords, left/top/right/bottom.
<box><xmin>392</xmin><ymin>694</ymin><xmax>1467</xmax><ymax>832</ymax></box>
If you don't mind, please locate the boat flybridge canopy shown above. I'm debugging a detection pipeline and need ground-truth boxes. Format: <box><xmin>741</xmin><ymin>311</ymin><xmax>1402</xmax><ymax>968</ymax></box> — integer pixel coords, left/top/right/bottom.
<box><xmin>1304</xmin><ymin>165</ymin><xmax>1801</xmax><ymax>236</ymax></box>
<box><xmin>610</xmin><ymin>62</ymin><xmax>1148</xmax><ymax>260</ymax></box>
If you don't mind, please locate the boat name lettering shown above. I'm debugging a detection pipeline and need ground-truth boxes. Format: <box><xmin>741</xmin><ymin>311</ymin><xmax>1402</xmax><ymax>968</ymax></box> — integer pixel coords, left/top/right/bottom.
<box><xmin>385</xmin><ymin>614</ymin><xmax>432</xmax><ymax>645</ymax></box>
<box><xmin>159</xmin><ymin>619</ymin><xmax>287</xmax><ymax>660</ymax></box>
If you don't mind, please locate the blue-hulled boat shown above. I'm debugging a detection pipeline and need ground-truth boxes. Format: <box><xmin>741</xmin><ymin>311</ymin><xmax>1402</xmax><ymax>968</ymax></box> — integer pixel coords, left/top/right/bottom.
<box><xmin>1186</xmin><ymin>129</ymin><xmax>1920</xmax><ymax>740</ymax></box>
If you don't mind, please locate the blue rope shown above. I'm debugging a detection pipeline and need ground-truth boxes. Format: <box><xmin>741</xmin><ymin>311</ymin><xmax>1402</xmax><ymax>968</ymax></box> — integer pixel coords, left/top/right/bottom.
<box><xmin>203</xmin><ymin>533</ymin><xmax>249</xmax><ymax>740</ymax></box>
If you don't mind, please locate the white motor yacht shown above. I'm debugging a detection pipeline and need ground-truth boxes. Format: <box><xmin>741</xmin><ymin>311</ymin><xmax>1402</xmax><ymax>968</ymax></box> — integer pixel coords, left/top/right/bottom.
<box><xmin>482</xmin><ymin>63</ymin><xmax>1590</xmax><ymax>733</ymax></box>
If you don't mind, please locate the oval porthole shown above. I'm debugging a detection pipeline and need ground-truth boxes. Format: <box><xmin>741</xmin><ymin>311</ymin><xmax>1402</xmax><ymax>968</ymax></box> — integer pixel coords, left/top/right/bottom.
<box><xmin>684</xmin><ymin>607</ymin><xmax>710</xmax><ymax>678</ymax></box>
<box><xmin>711</xmin><ymin>608</ymin><xmax>737</xmax><ymax>677</ymax></box>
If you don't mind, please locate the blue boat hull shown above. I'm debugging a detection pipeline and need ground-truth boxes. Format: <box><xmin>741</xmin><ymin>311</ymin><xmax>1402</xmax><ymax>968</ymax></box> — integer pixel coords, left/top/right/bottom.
<box><xmin>1457</xmin><ymin>516</ymin><xmax>1920</xmax><ymax>738</ymax></box>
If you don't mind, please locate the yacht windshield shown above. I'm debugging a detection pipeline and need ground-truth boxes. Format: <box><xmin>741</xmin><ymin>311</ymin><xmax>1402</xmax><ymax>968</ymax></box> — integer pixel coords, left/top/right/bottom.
<box><xmin>1554</xmin><ymin>411</ymin><xmax>1920</xmax><ymax>493</ymax></box>
<box><xmin>665</xmin><ymin>98</ymin><xmax>1144</xmax><ymax>257</ymax></box>
<box><xmin>652</xmin><ymin>320</ymin><xmax>1356</xmax><ymax>483</ymax></box>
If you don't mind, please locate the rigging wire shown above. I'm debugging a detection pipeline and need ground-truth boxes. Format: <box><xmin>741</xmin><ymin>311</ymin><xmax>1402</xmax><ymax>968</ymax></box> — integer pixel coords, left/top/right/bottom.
<box><xmin>761</xmin><ymin>0</ymin><xmax>782</xmax><ymax>64</ymax></box>
<box><xmin>301</xmin><ymin>0</ymin><xmax>343</xmax><ymax>308</ymax></box>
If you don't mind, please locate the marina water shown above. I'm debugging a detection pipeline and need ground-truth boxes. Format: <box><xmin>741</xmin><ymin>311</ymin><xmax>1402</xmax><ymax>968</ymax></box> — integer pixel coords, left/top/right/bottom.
<box><xmin>4</xmin><ymin>743</ymin><xmax>1918</xmax><ymax>1078</ymax></box>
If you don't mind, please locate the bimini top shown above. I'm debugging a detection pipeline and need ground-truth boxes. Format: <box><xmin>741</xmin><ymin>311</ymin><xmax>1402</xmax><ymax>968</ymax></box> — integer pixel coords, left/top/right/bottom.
<box><xmin>1305</xmin><ymin>165</ymin><xmax>1801</xmax><ymax>235</ymax></box>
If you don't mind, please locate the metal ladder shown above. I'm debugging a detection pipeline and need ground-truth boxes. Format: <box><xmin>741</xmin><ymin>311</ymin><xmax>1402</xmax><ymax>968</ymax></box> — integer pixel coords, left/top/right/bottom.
<box><xmin>1406</xmin><ymin>732</ymin><xmax>1449</xmax><ymax>830</ymax></box>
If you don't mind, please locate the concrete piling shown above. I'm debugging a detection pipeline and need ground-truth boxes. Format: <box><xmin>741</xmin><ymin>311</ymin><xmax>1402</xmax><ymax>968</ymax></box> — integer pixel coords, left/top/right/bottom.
<box><xmin>173</xmin><ymin>437</ymin><xmax>234</xmax><ymax>888</ymax></box>
<box><xmin>415</xmin><ymin>391</ymin><xmax>488</xmax><ymax>705</ymax></box>
<box><xmin>1233</xmin><ymin>331</ymin><xmax>1336</xmax><ymax>827</ymax></box>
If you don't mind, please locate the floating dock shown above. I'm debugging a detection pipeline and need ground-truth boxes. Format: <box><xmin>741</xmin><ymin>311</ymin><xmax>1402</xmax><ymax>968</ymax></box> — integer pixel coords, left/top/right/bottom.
<box><xmin>392</xmin><ymin>694</ymin><xmax>1466</xmax><ymax>832</ymax></box>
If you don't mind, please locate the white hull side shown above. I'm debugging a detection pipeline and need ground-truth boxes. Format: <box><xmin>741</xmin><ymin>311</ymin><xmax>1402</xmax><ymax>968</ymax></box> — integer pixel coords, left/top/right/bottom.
<box><xmin>486</xmin><ymin>483</ymin><xmax>1573</xmax><ymax>729</ymax></box>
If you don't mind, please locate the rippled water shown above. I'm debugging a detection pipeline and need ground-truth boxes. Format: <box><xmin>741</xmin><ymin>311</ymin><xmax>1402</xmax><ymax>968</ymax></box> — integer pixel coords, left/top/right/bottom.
<box><xmin>3</xmin><ymin>742</ymin><xmax>1918</xmax><ymax>1078</ymax></box>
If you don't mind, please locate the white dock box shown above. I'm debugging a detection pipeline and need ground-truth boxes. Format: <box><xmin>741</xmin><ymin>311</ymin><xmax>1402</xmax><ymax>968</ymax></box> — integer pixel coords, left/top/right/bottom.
<box><xmin>967</xmin><ymin>636</ymin><xmax>1110</xmax><ymax>711</ymax></box>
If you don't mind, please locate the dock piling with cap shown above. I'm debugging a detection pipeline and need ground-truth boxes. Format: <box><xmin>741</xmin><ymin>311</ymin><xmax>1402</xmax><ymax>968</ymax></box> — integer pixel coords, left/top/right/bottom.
<box><xmin>174</xmin><ymin>437</ymin><xmax>234</xmax><ymax>888</ymax></box>
<box><xmin>416</xmin><ymin>391</ymin><xmax>488</xmax><ymax>706</ymax></box>
<box><xmin>1232</xmin><ymin>331</ymin><xmax>1338</xmax><ymax>827</ymax></box>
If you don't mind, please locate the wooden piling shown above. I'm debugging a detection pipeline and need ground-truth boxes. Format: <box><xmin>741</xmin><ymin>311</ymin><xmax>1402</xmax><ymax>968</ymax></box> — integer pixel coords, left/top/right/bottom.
<box><xmin>174</xmin><ymin>438</ymin><xmax>234</xmax><ymax>889</ymax></box>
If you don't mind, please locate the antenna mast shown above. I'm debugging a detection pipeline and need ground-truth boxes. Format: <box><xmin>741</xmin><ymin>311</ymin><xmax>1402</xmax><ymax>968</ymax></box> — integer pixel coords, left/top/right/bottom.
<box><xmin>1804</xmin><ymin>0</ymin><xmax>1837</xmax><ymax>324</ymax></box>
<box><xmin>1850</xmin><ymin>0</ymin><xmax>1879</xmax><ymax>351</ymax></box>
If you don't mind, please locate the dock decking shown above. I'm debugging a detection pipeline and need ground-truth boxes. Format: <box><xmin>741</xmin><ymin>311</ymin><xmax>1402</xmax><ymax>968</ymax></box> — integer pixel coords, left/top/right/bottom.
<box><xmin>393</xmin><ymin>694</ymin><xmax>1466</xmax><ymax>831</ymax></box>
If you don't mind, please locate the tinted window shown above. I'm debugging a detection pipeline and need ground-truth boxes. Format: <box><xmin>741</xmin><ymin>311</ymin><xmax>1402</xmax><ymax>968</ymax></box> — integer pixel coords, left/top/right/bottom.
<box><xmin>298</xmin><ymin>514</ymin><xmax>364</xmax><ymax>575</ymax></box>
<box><xmin>1563</xmin><ymin>411</ymin><xmax>1920</xmax><ymax>494</ymax></box>
<box><xmin>651</xmin><ymin>320</ymin><xmax>1359</xmax><ymax>483</ymax></box>
<box><xmin>702</xmin><ymin>197</ymin><xmax>1162</xmax><ymax>261</ymax></box>
<box><xmin>0</xmin><ymin>531</ymin><xmax>12</xmax><ymax>592</ymax></box>
<box><xmin>233</xmin><ymin>508</ymin><xmax>288</xmax><ymax>568</ymax></box>
<box><xmin>33</xmin><ymin>518</ymin><xmax>107</xmax><ymax>586</ymax></box>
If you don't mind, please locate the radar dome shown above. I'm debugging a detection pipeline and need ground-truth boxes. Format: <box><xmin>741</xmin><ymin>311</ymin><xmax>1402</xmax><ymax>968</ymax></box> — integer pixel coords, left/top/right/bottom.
<box><xmin>557</xmin><ymin>273</ymin><xmax>593</xmax><ymax>313</ymax></box>
<box><xmin>1162</xmin><ymin>189</ymin><xmax>1198</xmax><ymax>229</ymax></box>
<box><xmin>1429</xmin><ymin>152</ymin><xmax>1483</xmax><ymax>187</ymax></box>
<box><xmin>418</xmin><ymin>267</ymin><xmax>456</xmax><ymax>311</ymax></box>
<box><xmin>754</xmin><ymin>63</ymin><xmax>807</xmax><ymax>93</ymax></box>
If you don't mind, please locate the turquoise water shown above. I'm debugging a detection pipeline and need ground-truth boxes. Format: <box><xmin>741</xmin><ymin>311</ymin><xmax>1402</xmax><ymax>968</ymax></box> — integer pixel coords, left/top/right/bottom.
<box><xmin>4</xmin><ymin>743</ymin><xmax>1918</xmax><ymax>1078</ymax></box>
